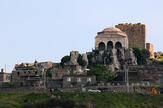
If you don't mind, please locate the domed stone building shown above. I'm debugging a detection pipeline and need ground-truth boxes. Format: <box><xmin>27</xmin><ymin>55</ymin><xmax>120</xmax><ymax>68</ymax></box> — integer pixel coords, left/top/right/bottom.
<box><xmin>95</xmin><ymin>27</ymin><xmax>128</xmax><ymax>50</ymax></box>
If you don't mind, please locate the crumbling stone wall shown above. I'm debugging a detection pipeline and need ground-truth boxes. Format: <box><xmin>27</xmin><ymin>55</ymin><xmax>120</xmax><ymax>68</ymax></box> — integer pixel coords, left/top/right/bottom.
<box><xmin>146</xmin><ymin>43</ymin><xmax>154</xmax><ymax>58</ymax></box>
<box><xmin>116</xmin><ymin>24</ymin><xmax>146</xmax><ymax>49</ymax></box>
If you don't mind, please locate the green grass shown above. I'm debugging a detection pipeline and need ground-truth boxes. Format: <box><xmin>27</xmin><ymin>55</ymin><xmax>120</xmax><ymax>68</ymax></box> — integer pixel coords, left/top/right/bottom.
<box><xmin>0</xmin><ymin>92</ymin><xmax>50</xmax><ymax>108</ymax></box>
<box><xmin>0</xmin><ymin>92</ymin><xmax>163</xmax><ymax>108</ymax></box>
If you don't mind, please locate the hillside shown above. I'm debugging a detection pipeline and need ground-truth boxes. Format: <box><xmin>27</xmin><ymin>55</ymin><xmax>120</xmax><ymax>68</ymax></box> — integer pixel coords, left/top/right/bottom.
<box><xmin>0</xmin><ymin>92</ymin><xmax>163</xmax><ymax>108</ymax></box>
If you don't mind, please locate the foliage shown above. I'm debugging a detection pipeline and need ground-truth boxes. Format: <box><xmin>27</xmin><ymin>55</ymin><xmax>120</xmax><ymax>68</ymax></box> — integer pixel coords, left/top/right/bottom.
<box><xmin>102</xmin><ymin>50</ymin><xmax>112</xmax><ymax>65</ymax></box>
<box><xmin>94</xmin><ymin>50</ymin><xmax>99</xmax><ymax>55</ymax></box>
<box><xmin>77</xmin><ymin>54</ymin><xmax>87</xmax><ymax>67</ymax></box>
<box><xmin>46</xmin><ymin>68</ymin><xmax>52</xmax><ymax>77</ymax></box>
<box><xmin>87</xmin><ymin>65</ymin><xmax>115</xmax><ymax>82</ymax></box>
<box><xmin>87</xmin><ymin>53</ymin><xmax>94</xmax><ymax>68</ymax></box>
<box><xmin>0</xmin><ymin>92</ymin><xmax>163</xmax><ymax>108</ymax></box>
<box><xmin>0</xmin><ymin>92</ymin><xmax>50</xmax><ymax>108</ymax></box>
<box><xmin>133</xmin><ymin>48</ymin><xmax>150</xmax><ymax>65</ymax></box>
<box><xmin>53</xmin><ymin>92</ymin><xmax>163</xmax><ymax>108</ymax></box>
<box><xmin>26</xmin><ymin>67</ymin><xmax>37</xmax><ymax>70</ymax></box>
<box><xmin>8</xmin><ymin>82</ymin><xmax>16</xmax><ymax>87</ymax></box>
<box><xmin>158</xmin><ymin>61</ymin><xmax>163</xmax><ymax>65</ymax></box>
<box><xmin>61</xmin><ymin>55</ymin><xmax>70</xmax><ymax>65</ymax></box>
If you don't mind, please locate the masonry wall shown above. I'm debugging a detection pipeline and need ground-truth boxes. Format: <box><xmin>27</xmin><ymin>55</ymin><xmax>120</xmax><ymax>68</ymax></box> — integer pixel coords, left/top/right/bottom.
<box><xmin>115</xmin><ymin>24</ymin><xmax>146</xmax><ymax>49</ymax></box>
<box><xmin>146</xmin><ymin>43</ymin><xmax>154</xmax><ymax>58</ymax></box>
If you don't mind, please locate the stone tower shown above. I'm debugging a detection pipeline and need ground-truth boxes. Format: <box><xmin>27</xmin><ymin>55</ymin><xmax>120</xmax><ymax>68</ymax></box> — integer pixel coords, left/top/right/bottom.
<box><xmin>115</xmin><ymin>24</ymin><xmax>146</xmax><ymax>49</ymax></box>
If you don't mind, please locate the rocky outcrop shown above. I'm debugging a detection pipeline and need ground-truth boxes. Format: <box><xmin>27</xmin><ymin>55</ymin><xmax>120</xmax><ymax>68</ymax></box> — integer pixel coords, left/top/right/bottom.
<box><xmin>125</xmin><ymin>48</ymin><xmax>137</xmax><ymax>65</ymax></box>
<box><xmin>82</xmin><ymin>53</ymin><xmax>88</xmax><ymax>69</ymax></box>
<box><xmin>69</xmin><ymin>51</ymin><xmax>79</xmax><ymax>65</ymax></box>
<box><xmin>112</xmin><ymin>49</ymin><xmax>120</xmax><ymax>69</ymax></box>
<box><xmin>86</xmin><ymin>48</ymin><xmax>137</xmax><ymax>71</ymax></box>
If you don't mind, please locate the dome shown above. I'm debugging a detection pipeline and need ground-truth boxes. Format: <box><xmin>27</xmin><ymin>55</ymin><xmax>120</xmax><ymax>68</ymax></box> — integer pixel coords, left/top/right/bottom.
<box><xmin>96</xmin><ymin>27</ymin><xmax>127</xmax><ymax>38</ymax></box>
<box><xmin>103</xmin><ymin>27</ymin><xmax>122</xmax><ymax>32</ymax></box>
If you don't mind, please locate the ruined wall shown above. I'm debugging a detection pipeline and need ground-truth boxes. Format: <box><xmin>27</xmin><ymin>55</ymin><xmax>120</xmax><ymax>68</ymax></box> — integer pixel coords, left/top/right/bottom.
<box><xmin>146</xmin><ymin>43</ymin><xmax>154</xmax><ymax>58</ymax></box>
<box><xmin>115</xmin><ymin>24</ymin><xmax>146</xmax><ymax>49</ymax></box>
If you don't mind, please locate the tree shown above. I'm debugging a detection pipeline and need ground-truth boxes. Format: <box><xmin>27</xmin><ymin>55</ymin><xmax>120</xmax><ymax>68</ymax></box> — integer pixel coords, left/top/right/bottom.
<box><xmin>77</xmin><ymin>54</ymin><xmax>87</xmax><ymax>67</ymax></box>
<box><xmin>61</xmin><ymin>55</ymin><xmax>70</xmax><ymax>65</ymax></box>
<box><xmin>133</xmin><ymin>48</ymin><xmax>150</xmax><ymax>65</ymax></box>
<box><xmin>46</xmin><ymin>68</ymin><xmax>52</xmax><ymax>77</ymax></box>
<box><xmin>87</xmin><ymin>65</ymin><xmax>115</xmax><ymax>82</ymax></box>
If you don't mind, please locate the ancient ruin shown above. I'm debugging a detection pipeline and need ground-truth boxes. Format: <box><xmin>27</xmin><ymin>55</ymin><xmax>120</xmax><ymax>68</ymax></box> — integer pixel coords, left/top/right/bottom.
<box><xmin>0</xmin><ymin>23</ymin><xmax>162</xmax><ymax>92</ymax></box>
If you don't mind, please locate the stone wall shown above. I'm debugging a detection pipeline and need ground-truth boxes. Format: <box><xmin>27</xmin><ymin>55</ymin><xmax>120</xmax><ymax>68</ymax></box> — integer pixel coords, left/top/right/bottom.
<box><xmin>0</xmin><ymin>72</ymin><xmax>11</xmax><ymax>83</ymax></box>
<box><xmin>52</xmin><ymin>68</ymin><xmax>70</xmax><ymax>80</ymax></box>
<box><xmin>12</xmin><ymin>69</ymin><xmax>43</xmax><ymax>81</ymax></box>
<box><xmin>95</xmin><ymin>37</ymin><xmax>127</xmax><ymax>50</ymax></box>
<box><xmin>146</xmin><ymin>43</ymin><xmax>154</xmax><ymax>58</ymax></box>
<box><xmin>116</xmin><ymin>24</ymin><xmax>146</xmax><ymax>49</ymax></box>
<box><xmin>116</xmin><ymin>65</ymin><xmax>163</xmax><ymax>82</ymax></box>
<box><xmin>62</xmin><ymin>75</ymin><xmax>96</xmax><ymax>88</ymax></box>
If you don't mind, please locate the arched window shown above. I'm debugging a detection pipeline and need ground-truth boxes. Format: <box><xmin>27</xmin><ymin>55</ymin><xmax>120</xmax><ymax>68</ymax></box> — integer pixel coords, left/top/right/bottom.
<box><xmin>115</xmin><ymin>42</ymin><xmax>122</xmax><ymax>49</ymax></box>
<box><xmin>98</xmin><ymin>42</ymin><xmax>105</xmax><ymax>50</ymax></box>
<box><xmin>107</xmin><ymin>41</ymin><xmax>113</xmax><ymax>49</ymax></box>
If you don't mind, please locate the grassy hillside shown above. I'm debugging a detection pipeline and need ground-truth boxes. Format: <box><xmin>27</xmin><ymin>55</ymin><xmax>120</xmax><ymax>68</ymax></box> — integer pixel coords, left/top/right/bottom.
<box><xmin>0</xmin><ymin>92</ymin><xmax>163</xmax><ymax>108</ymax></box>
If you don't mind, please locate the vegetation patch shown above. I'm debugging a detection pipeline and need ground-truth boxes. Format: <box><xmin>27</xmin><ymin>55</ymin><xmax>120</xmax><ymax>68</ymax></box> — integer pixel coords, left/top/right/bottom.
<box><xmin>0</xmin><ymin>92</ymin><xmax>163</xmax><ymax>108</ymax></box>
<box><xmin>87</xmin><ymin>65</ymin><xmax>115</xmax><ymax>82</ymax></box>
<box><xmin>133</xmin><ymin>48</ymin><xmax>150</xmax><ymax>65</ymax></box>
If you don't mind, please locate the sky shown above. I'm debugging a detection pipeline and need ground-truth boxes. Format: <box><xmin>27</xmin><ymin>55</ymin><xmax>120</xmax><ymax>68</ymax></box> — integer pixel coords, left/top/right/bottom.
<box><xmin>0</xmin><ymin>0</ymin><xmax>163</xmax><ymax>72</ymax></box>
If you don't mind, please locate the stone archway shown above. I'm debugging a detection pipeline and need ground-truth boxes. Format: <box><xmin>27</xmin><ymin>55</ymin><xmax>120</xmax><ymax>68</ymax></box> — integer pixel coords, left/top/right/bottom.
<box><xmin>107</xmin><ymin>41</ymin><xmax>113</xmax><ymax>50</ymax></box>
<box><xmin>115</xmin><ymin>42</ymin><xmax>122</xmax><ymax>49</ymax></box>
<box><xmin>98</xmin><ymin>42</ymin><xmax>105</xmax><ymax>50</ymax></box>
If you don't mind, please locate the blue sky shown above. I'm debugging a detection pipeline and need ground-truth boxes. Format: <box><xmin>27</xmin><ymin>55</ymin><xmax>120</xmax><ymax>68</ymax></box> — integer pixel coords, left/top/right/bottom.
<box><xmin>0</xmin><ymin>0</ymin><xmax>163</xmax><ymax>72</ymax></box>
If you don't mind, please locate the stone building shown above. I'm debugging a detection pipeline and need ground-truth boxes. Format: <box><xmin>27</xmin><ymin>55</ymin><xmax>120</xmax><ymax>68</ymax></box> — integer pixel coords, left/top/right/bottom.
<box><xmin>146</xmin><ymin>43</ymin><xmax>154</xmax><ymax>58</ymax></box>
<box><xmin>115</xmin><ymin>23</ymin><xmax>154</xmax><ymax>58</ymax></box>
<box><xmin>116</xmin><ymin>65</ymin><xmax>163</xmax><ymax>83</ymax></box>
<box><xmin>95</xmin><ymin>27</ymin><xmax>128</xmax><ymax>50</ymax></box>
<box><xmin>11</xmin><ymin>61</ymin><xmax>53</xmax><ymax>82</ymax></box>
<box><xmin>62</xmin><ymin>75</ymin><xmax>96</xmax><ymax>88</ymax></box>
<box><xmin>115</xmin><ymin>24</ymin><xmax>146</xmax><ymax>49</ymax></box>
<box><xmin>0</xmin><ymin>69</ymin><xmax>11</xmax><ymax>83</ymax></box>
<box><xmin>94</xmin><ymin>27</ymin><xmax>137</xmax><ymax>69</ymax></box>
<box><xmin>52</xmin><ymin>67</ymin><xmax>70</xmax><ymax>80</ymax></box>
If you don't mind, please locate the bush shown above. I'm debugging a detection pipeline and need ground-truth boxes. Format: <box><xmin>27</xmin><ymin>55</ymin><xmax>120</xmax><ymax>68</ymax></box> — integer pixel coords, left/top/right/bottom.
<box><xmin>46</xmin><ymin>68</ymin><xmax>52</xmax><ymax>77</ymax></box>
<box><xmin>87</xmin><ymin>65</ymin><xmax>115</xmax><ymax>82</ymax></box>
<box><xmin>78</xmin><ymin>54</ymin><xmax>87</xmax><ymax>67</ymax></box>
<box><xmin>133</xmin><ymin>48</ymin><xmax>150</xmax><ymax>65</ymax></box>
<box><xmin>36</xmin><ymin>98</ymin><xmax>76</xmax><ymax>108</ymax></box>
<box><xmin>159</xmin><ymin>61</ymin><xmax>163</xmax><ymax>65</ymax></box>
<box><xmin>61</xmin><ymin>55</ymin><xmax>70</xmax><ymax>65</ymax></box>
<box><xmin>102</xmin><ymin>50</ymin><xmax>112</xmax><ymax>65</ymax></box>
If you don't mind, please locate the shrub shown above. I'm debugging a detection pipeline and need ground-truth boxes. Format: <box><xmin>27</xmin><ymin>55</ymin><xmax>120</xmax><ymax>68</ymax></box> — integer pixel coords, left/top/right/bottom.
<box><xmin>61</xmin><ymin>55</ymin><xmax>70</xmax><ymax>65</ymax></box>
<box><xmin>78</xmin><ymin>54</ymin><xmax>87</xmax><ymax>67</ymax></box>
<box><xmin>87</xmin><ymin>65</ymin><xmax>115</xmax><ymax>82</ymax></box>
<box><xmin>133</xmin><ymin>48</ymin><xmax>150</xmax><ymax>65</ymax></box>
<box><xmin>46</xmin><ymin>68</ymin><xmax>52</xmax><ymax>77</ymax></box>
<box><xmin>36</xmin><ymin>98</ymin><xmax>76</xmax><ymax>108</ymax></box>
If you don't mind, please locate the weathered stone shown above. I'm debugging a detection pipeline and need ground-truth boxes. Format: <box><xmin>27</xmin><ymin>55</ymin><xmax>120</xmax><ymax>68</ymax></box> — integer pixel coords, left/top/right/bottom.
<box><xmin>69</xmin><ymin>51</ymin><xmax>79</xmax><ymax>65</ymax></box>
<box><xmin>146</xmin><ymin>43</ymin><xmax>154</xmax><ymax>58</ymax></box>
<box><xmin>116</xmin><ymin>24</ymin><xmax>146</xmax><ymax>49</ymax></box>
<box><xmin>82</xmin><ymin>53</ymin><xmax>88</xmax><ymax>69</ymax></box>
<box><xmin>125</xmin><ymin>48</ymin><xmax>137</xmax><ymax>65</ymax></box>
<box><xmin>95</xmin><ymin>27</ymin><xmax>128</xmax><ymax>50</ymax></box>
<box><xmin>112</xmin><ymin>49</ymin><xmax>120</xmax><ymax>69</ymax></box>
